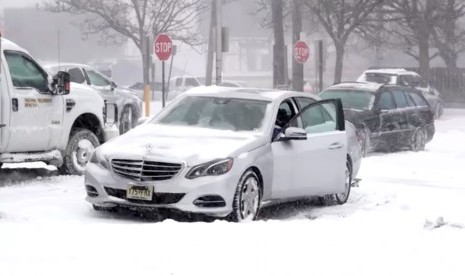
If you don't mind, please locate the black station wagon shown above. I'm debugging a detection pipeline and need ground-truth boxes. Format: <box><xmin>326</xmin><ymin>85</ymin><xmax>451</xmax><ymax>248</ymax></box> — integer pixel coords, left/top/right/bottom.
<box><xmin>320</xmin><ymin>82</ymin><xmax>435</xmax><ymax>155</ymax></box>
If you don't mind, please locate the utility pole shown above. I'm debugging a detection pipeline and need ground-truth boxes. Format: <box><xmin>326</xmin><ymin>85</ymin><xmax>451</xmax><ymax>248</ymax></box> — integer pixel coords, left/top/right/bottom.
<box><xmin>205</xmin><ymin>0</ymin><xmax>216</xmax><ymax>86</ymax></box>
<box><xmin>292</xmin><ymin>0</ymin><xmax>303</xmax><ymax>92</ymax></box>
<box><xmin>215</xmin><ymin>0</ymin><xmax>223</xmax><ymax>86</ymax></box>
<box><xmin>271</xmin><ymin>0</ymin><xmax>287</xmax><ymax>88</ymax></box>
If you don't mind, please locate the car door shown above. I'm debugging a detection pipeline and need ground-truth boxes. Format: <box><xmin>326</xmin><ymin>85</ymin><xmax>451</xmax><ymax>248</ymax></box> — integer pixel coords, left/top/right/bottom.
<box><xmin>3</xmin><ymin>50</ymin><xmax>64</xmax><ymax>152</ymax></box>
<box><xmin>270</xmin><ymin>97</ymin><xmax>300</xmax><ymax>198</ymax></box>
<box><xmin>292</xmin><ymin>99</ymin><xmax>347</xmax><ymax>196</ymax></box>
<box><xmin>390</xmin><ymin>89</ymin><xmax>412</xmax><ymax>144</ymax></box>
<box><xmin>271</xmin><ymin>99</ymin><xmax>346</xmax><ymax>198</ymax></box>
<box><xmin>372</xmin><ymin>90</ymin><xmax>399</xmax><ymax>149</ymax></box>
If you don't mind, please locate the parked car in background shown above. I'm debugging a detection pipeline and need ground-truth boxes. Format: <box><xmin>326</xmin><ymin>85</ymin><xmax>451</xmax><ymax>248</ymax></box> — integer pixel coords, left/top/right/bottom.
<box><xmin>127</xmin><ymin>81</ymin><xmax>165</xmax><ymax>101</ymax></box>
<box><xmin>169</xmin><ymin>75</ymin><xmax>201</xmax><ymax>92</ymax></box>
<box><xmin>357</xmin><ymin>68</ymin><xmax>444</xmax><ymax>118</ymax></box>
<box><xmin>86</xmin><ymin>87</ymin><xmax>362</xmax><ymax>222</ymax></box>
<box><xmin>219</xmin><ymin>80</ymin><xmax>244</xmax><ymax>88</ymax></box>
<box><xmin>320</xmin><ymin>82</ymin><xmax>435</xmax><ymax>155</ymax></box>
<box><xmin>0</xmin><ymin>38</ymin><xmax>117</xmax><ymax>175</ymax></box>
<box><xmin>45</xmin><ymin>64</ymin><xmax>143</xmax><ymax>134</ymax></box>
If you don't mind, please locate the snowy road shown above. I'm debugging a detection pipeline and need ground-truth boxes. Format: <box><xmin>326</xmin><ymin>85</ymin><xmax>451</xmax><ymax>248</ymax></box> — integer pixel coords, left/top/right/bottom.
<box><xmin>1</xmin><ymin>109</ymin><xmax>465</xmax><ymax>276</ymax></box>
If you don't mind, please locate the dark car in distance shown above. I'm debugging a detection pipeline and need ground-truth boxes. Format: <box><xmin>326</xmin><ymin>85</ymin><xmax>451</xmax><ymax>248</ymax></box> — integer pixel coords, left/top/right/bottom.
<box><xmin>320</xmin><ymin>82</ymin><xmax>435</xmax><ymax>155</ymax></box>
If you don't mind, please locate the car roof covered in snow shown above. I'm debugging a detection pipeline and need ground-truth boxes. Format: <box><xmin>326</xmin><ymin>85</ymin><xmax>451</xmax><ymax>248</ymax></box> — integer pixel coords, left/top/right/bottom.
<box><xmin>183</xmin><ymin>86</ymin><xmax>320</xmax><ymax>102</ymax></box>
<box><xmin>325</xmin><ymin>82</ymin><xmax>384</xmax><ymax>93</ymax></box>
<box><xmin>1</xmin><ymin>38</ymin><xmax>30</xmax><ymax>55</ymax></box>
<box><xmin>363</xmin><ymin>68</ymin><xmax>420</xmax><ymax>76</ymax></box>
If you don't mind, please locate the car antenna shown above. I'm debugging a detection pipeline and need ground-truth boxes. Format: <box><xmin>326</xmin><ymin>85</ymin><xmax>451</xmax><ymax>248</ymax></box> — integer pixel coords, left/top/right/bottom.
<box><xmin>57</xmin><ymin>29</ymin><xmax>61</xmax><ymax>71</ymax></box>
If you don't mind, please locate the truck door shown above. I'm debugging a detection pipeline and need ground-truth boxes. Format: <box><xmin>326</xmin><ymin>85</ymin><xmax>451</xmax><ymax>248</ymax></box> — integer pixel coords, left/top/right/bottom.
<box><xmin>3</xmin><ymin>50</ymin><xmax>63</xmax><ymax>152</ymax></box>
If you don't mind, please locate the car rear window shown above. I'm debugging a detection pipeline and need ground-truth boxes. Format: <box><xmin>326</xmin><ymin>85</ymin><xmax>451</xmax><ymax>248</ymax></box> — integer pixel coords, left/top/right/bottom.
<box><xmin>365</xmin><ymin>73</ymin><xmax>395</xmax><ymax>84</ymax></box>
<box><xmin>320</xmin><ymin>89</ymin><xmax>374</xmax><ymax>111</ymax></box>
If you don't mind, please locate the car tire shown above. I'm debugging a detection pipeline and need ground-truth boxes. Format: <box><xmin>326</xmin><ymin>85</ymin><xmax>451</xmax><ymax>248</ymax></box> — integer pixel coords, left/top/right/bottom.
<box><xmin>228</xmin><ymin>169</ymin><xmax>261</xmax><ymax>222</ymax></box>
<box><xmin>410</xmin><ymin>127</ymin><xmax>427</xmax><ymax>152</ymax></box>
<box><xmin>59</xmin><ymin>128</ymin><xmax>100</xmax><ymax>175</ymax></box>
<box><xmin>321</xmin><ymin>159</ymin><xmax>352</xmax><ymax>205</ymax></box>
<box><xmin>119</xmin><ymin>106</ymin><xmax>133</xmax><ymax>134</ymax></box>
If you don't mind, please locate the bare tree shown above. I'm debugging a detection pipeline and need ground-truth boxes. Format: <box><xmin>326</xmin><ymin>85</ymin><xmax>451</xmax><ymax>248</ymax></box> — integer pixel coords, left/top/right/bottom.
<box><xmin>302</xmin><ymin>0</ymin><xmax>384</xmax><ymax>83</ymax></box>
<box><xmin>44</xmin><ymin>0</ymin><xmax>207</xmax><ymax>84</ymax></box>
<box><xmin>386</xmin><ymin>0</ymin><xmax>441</xmax><ymax>79</ymax></box>
<box><xmin>432</xmin><ymin>0</ymin><xmax>465</xmax><ymax>70</ymax></box>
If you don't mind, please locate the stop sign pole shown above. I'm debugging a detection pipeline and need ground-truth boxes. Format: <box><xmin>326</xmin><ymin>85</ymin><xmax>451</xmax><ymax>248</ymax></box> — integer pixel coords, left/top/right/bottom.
<box><xmin>154</xmin><ymin>33</ymin><xmax>173</xmax><ymax>108</ymax></box>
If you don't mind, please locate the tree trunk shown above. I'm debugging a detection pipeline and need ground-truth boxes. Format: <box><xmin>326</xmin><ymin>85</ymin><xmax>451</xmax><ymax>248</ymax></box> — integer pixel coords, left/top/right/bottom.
<box><xmin>418</xmin><ymin>36</ymin><xmax>431</xmax><ymax>80</ymax></box>
<box><xmin>271</xmin><ymin>0</ymin><xmax>287</xmax><ymax>88</ymax></box>
<box><xmin>292</xmin><ymin>0</ymin><xmax>304</xmax><ymax>92</ymax></box>
<box><xmin>334</xmin><ymin>42</ymin><xmax>344</xmax><ymax>84</ymax></box>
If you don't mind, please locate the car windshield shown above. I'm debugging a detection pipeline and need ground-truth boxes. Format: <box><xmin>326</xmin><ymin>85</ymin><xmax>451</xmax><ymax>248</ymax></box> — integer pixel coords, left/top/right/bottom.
<box><xmin>320</xmin><ymin>89</ymin><xmax>375</xmax><ymax>111</ymax></box>
<box><xmin>154</xmin><ymin>96</ymin><xmax>270</xmax><ymax>132</ymax></box>
<box><xmin>365</xmin><ymin>73</ymin><xmax>395</xmax><ymax>84</ymax></box>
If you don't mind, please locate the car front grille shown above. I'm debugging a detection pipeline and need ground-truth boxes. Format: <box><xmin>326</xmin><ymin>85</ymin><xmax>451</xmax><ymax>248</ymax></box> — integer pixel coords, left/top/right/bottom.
<box><xmin>111</xmin><ymin>159</ymin><xmax>182</xmax><ymax>182</ymax></box>
<box><xmin>104</xmin><ymin>187</ymin><xmax>185</xmax><ymax>205</ymax></box>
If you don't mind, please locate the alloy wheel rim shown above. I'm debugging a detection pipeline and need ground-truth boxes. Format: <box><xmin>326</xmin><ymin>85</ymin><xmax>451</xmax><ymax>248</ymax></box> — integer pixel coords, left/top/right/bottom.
<box><xmin>72</xmin><ymin>139</ymin><xmax>95</xmax><ymax>171</ymax></box>
<box><xmin>240</xmin><ymin>176</ymin><xmax>260</xmax><ymax>220</ymax></box>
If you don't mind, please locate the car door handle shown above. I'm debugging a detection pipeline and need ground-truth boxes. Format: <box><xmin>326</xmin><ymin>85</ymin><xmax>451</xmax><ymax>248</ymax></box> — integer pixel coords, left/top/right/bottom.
<box><xmin>328</xmin><ymin>143</ymin><xmax>343</xmax><ymax>150</ymax></box>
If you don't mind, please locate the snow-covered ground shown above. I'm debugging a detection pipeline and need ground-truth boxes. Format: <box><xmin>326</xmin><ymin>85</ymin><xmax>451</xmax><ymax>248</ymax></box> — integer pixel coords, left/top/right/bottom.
<box><xmin>1</xmin><ymin>109</ymin><xmax>465</xmax><ymax>276</ymax></box>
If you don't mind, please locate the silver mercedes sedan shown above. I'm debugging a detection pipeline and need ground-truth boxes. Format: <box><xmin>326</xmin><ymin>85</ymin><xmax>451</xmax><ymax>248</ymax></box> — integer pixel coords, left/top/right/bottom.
<box><xmin>85</xmin><ymin>86</ymin><xmax>362</xmax><ymax>222</ymax></box>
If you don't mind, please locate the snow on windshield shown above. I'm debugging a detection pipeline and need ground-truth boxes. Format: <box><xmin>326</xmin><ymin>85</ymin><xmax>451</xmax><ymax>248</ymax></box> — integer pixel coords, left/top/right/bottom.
<box><xmin>155</xmin><ymin>96</ymin><xmax>270</xmax><ymax>132</ymax></box>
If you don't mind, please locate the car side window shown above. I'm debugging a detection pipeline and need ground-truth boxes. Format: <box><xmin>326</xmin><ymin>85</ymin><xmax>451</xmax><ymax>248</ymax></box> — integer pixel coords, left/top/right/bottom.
<box><xmin>294</xmin><ymin>97</ymin><xmax>316</xmax><ymax>110</ymax></box>
<box><xmin>376</xmin><ymin>92</ymin><xmax>396</xmax><ymax>110</ymax></box>
<box><xmin>185</xmin><ymin>78</ymin><xmax>200</xmax><ymax>87</ymax></box>
<box><xmin>86</xmin><ymin>69</ymin><xmax>111</xmax><ymax>87</ymax></box>
<box><xmin>392</xmin><ymin>90</ymin><xmax>408</xmax><ymax>108</ymax></box>
<box><xmin>275</xmin><ymin>100</ymin><xmax>298</xmax><ymax>128</ymax></box>
<box><xmin>68</xmin><ymin>68</ymin><xmax>87</xmax><ymax>84</ymax></box>
<box><xmin>404</xmin><ymin>91</ymin><xmax>416</xmax><ymax>107</ymax></box>
<box><xmin>175</xmin><ymin>78</ymin><xmax>183</xmax><ymax>87</ymax></box>
<box><xmin>409</xmin><ymin>92</ymin><xmax>429</xmax><ymax>107</ymax></box>
<box><xmin>4</xmin><ymin>51</ymin><xmax>49</xmax><ymax>93</ymax></box>
<box><xmin>300</xmin><ymin>102</ymin><xmax>337</xmax><ymax>134</ymax></box>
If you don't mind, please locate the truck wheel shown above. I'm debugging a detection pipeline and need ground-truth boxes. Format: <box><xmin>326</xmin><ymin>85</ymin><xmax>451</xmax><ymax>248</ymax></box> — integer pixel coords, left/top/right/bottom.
<box><xmin>119</xmin><ymin>106</ymin><xmax>133</xmax><ymax>135</ymax></box>
<box><xmin>59</xmin><ymin>128</ymin><xmax>100</xmax><ymax>175</ymax></box>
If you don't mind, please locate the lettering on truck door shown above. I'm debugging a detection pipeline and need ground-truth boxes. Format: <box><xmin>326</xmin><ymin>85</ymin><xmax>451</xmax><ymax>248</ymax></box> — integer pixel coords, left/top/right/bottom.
<box><xmin>3</xmin><ymin>50</ymin><xmax>61</xmax><ymax>152</ymax></box>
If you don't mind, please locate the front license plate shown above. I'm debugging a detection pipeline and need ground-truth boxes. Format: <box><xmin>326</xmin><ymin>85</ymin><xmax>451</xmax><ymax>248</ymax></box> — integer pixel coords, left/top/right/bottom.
<box><xmin>126</xmin><ymin>185</ymin><xmax>154</xmax><ymax>201</ymax></box>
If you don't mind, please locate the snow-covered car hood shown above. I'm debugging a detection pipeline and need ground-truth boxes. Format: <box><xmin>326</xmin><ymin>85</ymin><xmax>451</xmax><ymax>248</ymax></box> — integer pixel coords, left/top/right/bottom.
<box><xmin>99</xmin><ymin>123</ymin><xmax>266</xmax><ymax>165</ymax></box>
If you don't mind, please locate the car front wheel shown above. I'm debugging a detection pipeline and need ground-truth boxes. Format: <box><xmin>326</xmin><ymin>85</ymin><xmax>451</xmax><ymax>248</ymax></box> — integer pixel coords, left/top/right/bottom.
<box><xmin>59</xmin><ymin>128</ymin><xmax>100</xmax><ymax>175</ymax></box>
<box><xmin>228</xmin><ymin>170</ymin><xmax>261</xmax><ymax>222</ymax></box>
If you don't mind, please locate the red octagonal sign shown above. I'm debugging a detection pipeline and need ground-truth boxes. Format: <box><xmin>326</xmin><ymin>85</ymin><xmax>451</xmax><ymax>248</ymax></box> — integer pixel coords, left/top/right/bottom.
<box><xmin>294</xmin><ymin>41</ymin><xmax>310</xmax><ymax>64</ymax></box>
<box><xmin>154</xmin><ymin>33</ymin><xmax>173</xmax><ymax>61</ymax></box>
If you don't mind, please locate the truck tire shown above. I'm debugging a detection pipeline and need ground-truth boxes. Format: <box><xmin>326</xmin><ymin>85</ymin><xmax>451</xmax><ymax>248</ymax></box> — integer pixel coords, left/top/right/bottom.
<box><xmin>59</xmin><ymin>128</ymin><xmax>100</xmax><ymax>175</ymax></box>
<box><xmin>119</xmin><ymin>106</ymin><xmax>133</xmax><ymax>135</ymax></box>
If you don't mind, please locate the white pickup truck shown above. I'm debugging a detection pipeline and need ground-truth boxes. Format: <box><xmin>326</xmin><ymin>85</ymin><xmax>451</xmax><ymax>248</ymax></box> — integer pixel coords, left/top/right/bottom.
<box><xmin>0</xmin><ymin>37</ymin><xmax>116</xmax><ymax>175</ymax></box>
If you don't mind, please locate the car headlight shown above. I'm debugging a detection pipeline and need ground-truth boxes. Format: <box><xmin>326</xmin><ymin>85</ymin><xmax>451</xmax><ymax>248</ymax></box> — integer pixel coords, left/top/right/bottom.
<box><xmin>89</xmin><ymin>150</ymin><xmax>110</xmax><ymax>170</ymax></box>
<box><xmin>186</xmin><ymin>158</ymin><xmax>234</xmax><ymax>179</ymax></box>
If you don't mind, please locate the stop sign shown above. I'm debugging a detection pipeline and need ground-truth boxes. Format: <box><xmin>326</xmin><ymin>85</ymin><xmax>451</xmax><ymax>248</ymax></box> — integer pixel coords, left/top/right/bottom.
<box><xmin>154</xmin><ymin>33</ymin><xmax>173</xmax><ymax>61</ymax></box>
<box><xmin>294</xmin><ymin>41</ymin><xmax>310</xmax><ymax>64</ymax></box>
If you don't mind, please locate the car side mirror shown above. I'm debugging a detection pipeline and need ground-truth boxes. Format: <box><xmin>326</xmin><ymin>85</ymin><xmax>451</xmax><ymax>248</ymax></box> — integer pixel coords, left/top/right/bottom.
<box><xmin>111</xmin><ymin>81</ymin><xmax>118</xmax><ymax>91</ymax></box>
<box><xmin>51</xmin><ymin>71</ymin><xmax>70</xmax><ymax>95</ymax></box>
<box><xmin>279</xmin><ymin>127</ymin><xmax>307</xmax><ymax>141</ymax></box>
